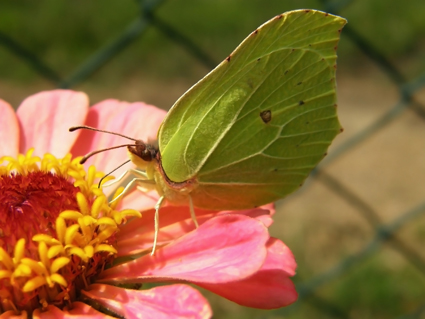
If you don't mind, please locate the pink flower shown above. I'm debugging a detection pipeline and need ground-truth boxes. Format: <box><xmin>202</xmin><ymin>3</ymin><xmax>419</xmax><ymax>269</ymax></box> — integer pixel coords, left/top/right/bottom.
<box><xmin>0</xmin><ymin>90</ymin><xmax>297</xmax><ymax>318</ymax></box>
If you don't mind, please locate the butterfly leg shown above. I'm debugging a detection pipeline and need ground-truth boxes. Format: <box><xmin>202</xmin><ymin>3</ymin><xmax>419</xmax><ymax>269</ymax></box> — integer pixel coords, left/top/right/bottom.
<box><xmin>110</xmin><ymin>176</ymin><xmax>156</xmax><ymax>204</ymax></box>
<box><xmin>188</xmin><ymin>195</ymin><xmax>199</xmax><ymax>228</ymax></box>
<box><xmin>102</xmin><ymin>168</ymin><xmax>148</xmax><ymax>189</ymax></box>
<box><xmin>151</xmin><ymin>195</ymin><xmax>165</xmax><ymax>256</ymax></box>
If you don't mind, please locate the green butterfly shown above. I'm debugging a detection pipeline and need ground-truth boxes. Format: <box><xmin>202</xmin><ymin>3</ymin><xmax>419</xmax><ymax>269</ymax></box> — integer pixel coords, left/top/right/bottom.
<box><xmin>73</xmin><ymin>9</ymin><xmax>346</xmax><ymax>254</ymax></box>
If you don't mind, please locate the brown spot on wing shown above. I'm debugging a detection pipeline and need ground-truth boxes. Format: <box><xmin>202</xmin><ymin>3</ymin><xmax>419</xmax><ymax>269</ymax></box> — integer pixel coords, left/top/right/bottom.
<box><xmin>260</xmin><ymin>110</ymin><xmax>272</xmax><ymax>124</ymax></box>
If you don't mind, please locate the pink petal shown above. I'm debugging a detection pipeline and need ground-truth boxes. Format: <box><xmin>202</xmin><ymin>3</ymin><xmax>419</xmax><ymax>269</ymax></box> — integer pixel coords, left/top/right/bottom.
<box><xmin>262</xmin><ymin>238</ymin><xmax>297</xmax><ymax>276</ymax></box>
<box><xmin>117</xmin><ymin>206</ymin><xmax>221</xmax><ymax>256</ymax></box>
<box><xmin>101</xmin><ymin>215</ymin><xmax>269</xmax><ymax>284</ymax></box>
<box><xmin>260</xmin><ymin>203</ymin><xmax>276</xmax><ymax>218</ymax></box>
<box><xmin>33</xmin><ymin>302</ymin><xmax>113</xmax><ymax>318</ymax></box>
<box><xmin>0</xmin><ymin>310</ymin><xmax>27</xmax><ymax>318</ymax></box>
<box><xmin>116</xmin><ymin>188</ymin><xmax>160</xmax><ymax>212</ymax></box>
<box><xmin>16</xmin><ymin>90</ymin><xmax>89</xmax><ymax>157</ymax></box>
<box><xmin>70</xmin><ymin>100</ymin><xmax>165</xmax><ymax>176</ymax></box>
<box><xmin>220</xmin><ymin>206</ymin><xmax>274</xmax><ymax>227</ymax></box>
<box><xmin>82</xmin><ymin>284</ymin><xmax>212</xmax><ymax>319</ymax></box>
<box><xmin>198</xmin><ymin>238</ymin><xmax>298</xmax><ymax>309</ymax></box>
<box><xmin>0</xmin><ymin>99</ymin><xmax>19</xmax><ymax>157</ymax></box>
<box><xmin>117</xmin><ymin>207</ymin><xmax>271</xmax><ymax>256</ymax></box>
<box><xmin>200</xmin><ymin>269</ymin><xmax>297</xmax><ymax>309</ymax></box>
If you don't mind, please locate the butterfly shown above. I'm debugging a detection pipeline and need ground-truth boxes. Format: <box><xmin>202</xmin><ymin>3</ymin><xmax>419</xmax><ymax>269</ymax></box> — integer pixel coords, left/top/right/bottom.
<box><xmin>71</xmin><ymin>9</ymin><xmax>346</xmax><ymax>254</ymax></box>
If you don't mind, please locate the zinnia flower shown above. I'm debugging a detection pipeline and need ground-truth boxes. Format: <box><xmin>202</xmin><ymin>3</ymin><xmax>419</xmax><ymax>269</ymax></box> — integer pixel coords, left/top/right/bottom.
<box><xmin>0</xmin><ymin>90</ymin><xmax>297</xmax><ymax>318</ymax></box>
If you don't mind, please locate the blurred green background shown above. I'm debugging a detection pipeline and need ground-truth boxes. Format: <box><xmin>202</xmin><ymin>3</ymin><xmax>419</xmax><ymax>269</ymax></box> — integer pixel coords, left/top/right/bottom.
<box><xmin>1</xmin><ymin>0</ymin><xmax>425</xmax><ymax>318</ymax></box>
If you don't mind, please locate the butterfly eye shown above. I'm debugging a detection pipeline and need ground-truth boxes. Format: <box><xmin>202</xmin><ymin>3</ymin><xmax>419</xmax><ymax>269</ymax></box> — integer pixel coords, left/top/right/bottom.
<box><xmin>128</xmin><ymin>140</ymin><xmax>157</xmax><ymax>162</ymax></box>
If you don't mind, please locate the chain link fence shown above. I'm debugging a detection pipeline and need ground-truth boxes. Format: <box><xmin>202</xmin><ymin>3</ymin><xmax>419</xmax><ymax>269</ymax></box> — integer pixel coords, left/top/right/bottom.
<box><xmin>1</xmin><ymin>0</ymin><xmax>424</xmax><ymax>318</ymax></box>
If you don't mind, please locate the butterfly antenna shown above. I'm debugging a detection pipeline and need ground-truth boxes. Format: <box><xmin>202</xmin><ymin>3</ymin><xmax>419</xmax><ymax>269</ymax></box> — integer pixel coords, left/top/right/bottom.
<box><xmin>69</xmin><ymin>125</ymin><xmax>139</xmax><ymax>142</ymax></box>
<box><xmin>98</xmin><ymin>159</ymin><xmax>131</xmax><ymax>188</ymax></box>
<box><xmin>79</xmin><ymin>144</ymin><xmax>137</xmax><ymax>164</ymax></box>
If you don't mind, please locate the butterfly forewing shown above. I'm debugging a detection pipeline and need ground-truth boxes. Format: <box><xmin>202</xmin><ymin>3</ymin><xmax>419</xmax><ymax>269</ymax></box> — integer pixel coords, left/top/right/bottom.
<box><xmin>158</xmin><ymin>10</ymin><xmax>346</xmax><ymax>209</ymax></box>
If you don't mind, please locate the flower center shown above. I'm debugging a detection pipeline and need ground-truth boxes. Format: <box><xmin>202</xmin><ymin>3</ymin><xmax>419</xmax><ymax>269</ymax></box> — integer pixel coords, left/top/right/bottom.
<box><xmin>0</xmin><ymin>171</ymin><xmax>79</xmax><ymax>258</ymax></box>
<box><xmin>0</xmin><ymin>150</ymin><xmax>140</xmax><ymax>315</ymax></box>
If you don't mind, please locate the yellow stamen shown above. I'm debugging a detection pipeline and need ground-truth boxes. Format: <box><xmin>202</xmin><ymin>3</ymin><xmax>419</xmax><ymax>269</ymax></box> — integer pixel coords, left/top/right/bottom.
<box><xmin>38</xmin><ymin>242</ymin><xmax>50</xmax><ymax>268</ymax></box>
<box><xmin>97</xmin><ymin>217</ymin><xmax>118</xmax><ymax>227</ymax></box>
<box><xmin>12</xmin><ymin>264</ymin><xmax>31</xmax><ymax>277</ymax></box>
<box><xmin>91</xmin><ymin>196</ymin><xmax>106</xmax><ymax>218</ymax></box>
<box><xmin>47</xmin><ymin>245</ymin><xmax>65</xmax><ymax>259</ymax></box>
<box><xmin>83</xmin><ymin>246</ymin><xmax>94</xmax><ymax>258</ymax></box>
<box><xmin>55</xmin><ymin>217</ymin><xmax>67</xmax><ymax>244</ymax></box>
<box><xmin>50</xmin><ymin>273</ymin><xmax>67</xmax><ymax>287</ymax></box>
<box><xmin>94</xmin><ymin>244</ymin><xmax>117</xmax><ymax>254</ymax></box>
<box><xmin>0</xmin><ymin>270</ymin><xmax>12</xmax><ymax>280</ymax></box>
<box><xmin>32</xmin><ymin>234</ymin><xmax>61</xmax><ymax>246</ymax></box>
<box><xmin>19</xmin><ymin>259</ymin><xmax>45</xmax><ymax>276</ymax></box>
<box><xmin>59</xmin><ymin>210</ymin><xmax>84</xmax><ymax>220</ymax></box>
<box><xmin>13</xmin><ymin>239</ymin><xmax>26</xmax><ymax>264</ymax></box>
<box><xmin>22</xmin><ymin>276</ymin><xmax>47</xmax><ymax>292</ymax></box>
<box><xmin>76</xmin><ymin>193</ymin><xmax>89</xmax><ymax>216</ymax></box>
<box><xmin>64</xmin><ymin>224</ymin><xmax>80</xmax><ymax>245</ymax></box>
<box><xmin>67</xmin><ymin>247</ymin><xmax>87</xmax><ymax>262</ymax></box>
<box><xmin>50</xmin><ymin>257</ymin><xmax>70</xmax><ymax>274</ymax></box>
<box><xmin>0</xmin><ymin>248</ymin><xmax>14</xmax><ymax>270</ymax></box>
<box><xmin>95</xmin><ymin>228</ymin><xmax>118</xmax><ymax>244</ymax></box>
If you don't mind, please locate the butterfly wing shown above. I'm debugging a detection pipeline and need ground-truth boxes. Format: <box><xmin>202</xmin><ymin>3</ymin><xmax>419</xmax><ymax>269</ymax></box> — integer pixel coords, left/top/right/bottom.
<box><xmin>158</xmin><ymin>10</ymin><xmax>346</xmax><ymax>209</ymax></box>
